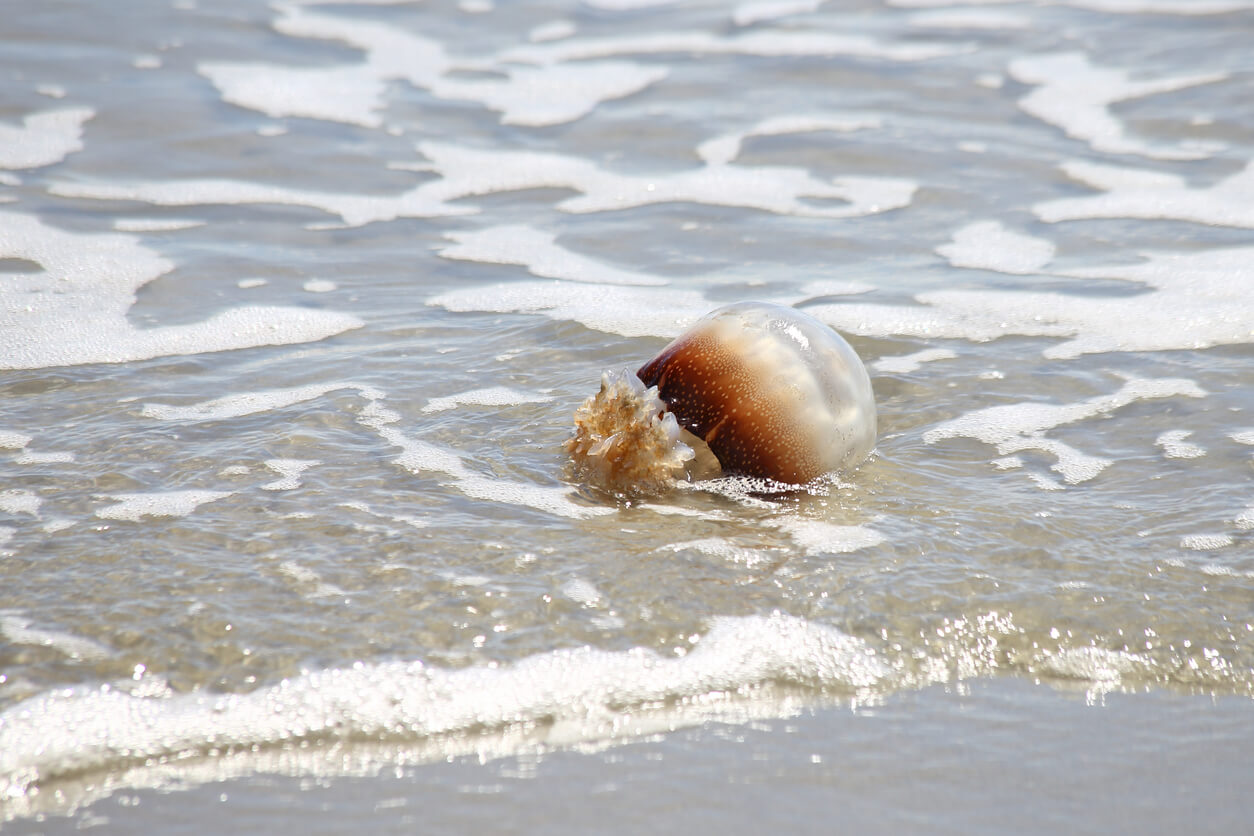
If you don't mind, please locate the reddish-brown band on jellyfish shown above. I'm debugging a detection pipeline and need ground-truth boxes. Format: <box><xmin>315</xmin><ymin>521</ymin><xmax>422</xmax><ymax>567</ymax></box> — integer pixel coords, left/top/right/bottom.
<box><xmin>636</xmin><ymin>302</ymin><xmax>876</xmax><ymax>484</ymax></box>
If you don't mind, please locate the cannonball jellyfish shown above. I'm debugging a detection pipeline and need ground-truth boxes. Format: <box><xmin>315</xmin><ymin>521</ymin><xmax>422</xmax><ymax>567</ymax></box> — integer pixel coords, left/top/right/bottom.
<box><xmin>566</xmin><ymin>301</ymin><xmax>876</xmax><ymax>492</ymax></box>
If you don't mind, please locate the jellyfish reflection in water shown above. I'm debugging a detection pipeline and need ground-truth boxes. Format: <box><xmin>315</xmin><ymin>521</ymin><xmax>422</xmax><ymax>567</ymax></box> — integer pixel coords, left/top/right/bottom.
<box><xmin>566</xmin><ymin>301</ymin><xmax>876</xmax><ymax>494</ymax></box>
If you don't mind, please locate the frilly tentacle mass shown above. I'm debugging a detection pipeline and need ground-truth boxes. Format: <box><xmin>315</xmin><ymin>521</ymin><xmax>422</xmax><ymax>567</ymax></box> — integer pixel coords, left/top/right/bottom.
<box><xmin>564</xmin><ymin>370</ymin><xmax>694</xmax><ymax>495</ymax></box>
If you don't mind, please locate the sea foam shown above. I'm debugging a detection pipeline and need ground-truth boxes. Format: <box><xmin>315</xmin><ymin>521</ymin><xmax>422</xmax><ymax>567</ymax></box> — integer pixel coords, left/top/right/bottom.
<box><xmin>0</xmin><ymin>212</ymin><xmax>362</xmax><ymax>370</ymax></box>
<box><xmin>0</xmin><ymin>107</ymin><xmax>94</xmax><ymax>170</ymax></box>
<box><xmin>0</xmin><ymin>613</ymin><xmax>886</xmax><ymax>803</ymax></box>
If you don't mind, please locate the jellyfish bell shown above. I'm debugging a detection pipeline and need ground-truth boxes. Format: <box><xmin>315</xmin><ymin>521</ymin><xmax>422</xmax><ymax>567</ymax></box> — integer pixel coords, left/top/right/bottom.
<box><xmin>566</xmin><ymin>301</ymin><xmax>876</xmax><ymax>494</ymax></box>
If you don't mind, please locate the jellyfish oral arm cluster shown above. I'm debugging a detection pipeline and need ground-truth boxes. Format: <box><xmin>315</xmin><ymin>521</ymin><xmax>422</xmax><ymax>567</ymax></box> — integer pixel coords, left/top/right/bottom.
<box><xmin>567</xmin><ymin>302</ymin><xmax>877</xmax><ymax>493</ymax></box>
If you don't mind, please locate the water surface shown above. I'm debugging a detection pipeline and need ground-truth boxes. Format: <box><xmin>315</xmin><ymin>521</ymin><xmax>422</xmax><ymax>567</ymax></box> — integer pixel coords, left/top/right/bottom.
<box><xmin>2</xmin><ymin>0</ymin><xmax>1253</xmax><ymax>829</ymax></box>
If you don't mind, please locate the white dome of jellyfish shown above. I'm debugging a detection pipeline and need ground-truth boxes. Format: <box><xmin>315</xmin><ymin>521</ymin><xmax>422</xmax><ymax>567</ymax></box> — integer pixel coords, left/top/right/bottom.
<box><xmin>566</xmin><ymin>301</ymin><xmax>877</xmax><ymax>494</ymax></box>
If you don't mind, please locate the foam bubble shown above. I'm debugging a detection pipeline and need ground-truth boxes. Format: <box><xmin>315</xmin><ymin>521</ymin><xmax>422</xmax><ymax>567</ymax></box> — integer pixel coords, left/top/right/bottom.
<box><xmin>776</xmin><ymin>518</ymin><xmax>887</xmax><ymax>555</ymax></box>
<box><xmin>278</xmin><ymin>561</ymin><xmax>347</xmax><ymax>598</ymax></box>
<box><xmin>1062</xmin><ymin>0</ymin><xmax>1254</xmax><ymax>12</ymax></box>
<box><xmin>142</xmin><ymin>383</ymin><xmax>380</xmax><ymax>422</ymax></box>
<box><xmin>1234</xmin><ymin>506</ymin><xmax>1254</xmax><ymax>530</ymax></box>
<box><xmin>0</xmin><ymin>432</ymin><xmax>31</xmax><ymax>450</ymax></box>
<box><xmin>923</xmin><ymin>377</ymin><xmax>1206</xmax><ymax>486</ymax></box>
<box><xmin>95</xmin><ymin>491</ymin><xmax>234</xmax><ymax>522</ymax></box>
<box><xmin>1230</xmin><ymin>430</ymin><xmax>1254</xmax><ymax>446</ymax></box>
<box><xmin>1039</xmin><ymin>646</ymin><xmax>1148</xmax><ymax>683</ymax></box>
<box><xmin>261</xmin><ymin>459</ymin><xmax>321</xmax><ymax>491</ymax></box>
<box><xmin>892</xmin><ymin>0</ymin><xmax>1254</xmax><ymax>13</ymax></box>
<box><xmin>696</xmin><ymin>113</ymin><xmax>881</xmax><ymax>166</ymax></box>
<box><xmin>561</xmin><ymin>578</ymin><xmax>602</xmax><ymax>606</ymax></box>
<box><xmin>1036</xmin><ymin>159</ymin><xmax>1254</xmax><ymax>229</ymax></box>
<box><xmin>1010</xmin><ymin>53</ymin><xmax>1225</xmax><ymax>161</ymax></box>
<box><xmin>203</xmin><ymin>7</ymin><xmax>666</xmax><ymax>128</ymax></box>
<box><xmin>583</xmin><ymin>0</ymin><xmax>678</xmax><ymax>8</ymax></box>
<box><xmin>112</xmin><ymin>218</ymin><xmax>206</xmax><ymax>232</ymax></box>
<box><xmin>359</xmin><ymin>399</ymin><xmax>614</xmax><ymax>520</ymax></box>
<box><xmin>732</xmin><ymin>0</ymin><xmax>822</xmax><ymax>26</ymax></box>
<box><xmin>421</xmin><ymin>386</ymin><xmax>555</xmax><ymax>414</ymax></box>
<box><xmin>872</xmin><ymin>348</ymin><xmax>956</xmax><ymax>374</ymax></box>
<box><xmin>147</xmin><ymin>384</ymin><xmax>591</xmax><ymax>520</ymax></box>
<box><xmin>438</xmin><ymin>225</ymin><xmax>668</xmax><ymax>286</ymax></box>
<box><xmin>437</xmin><ymin>61</ymin><xmax>668</xmax><ymax>128</ymax></box>
<box><xmin>0</xmin><ymin>491</ymin><xmax>41</xmax><ymax>516</ymax></box>
<box><xmin>1199</xmin><ymin>563</ymin><xmax>1254</xmax><ymax>578</ymax></box>
<box><xmin>1155</xmin><ymin>429</ymin><xmax>1206</xmax><ymax>459</ymax></box>
<box><xmin>0</xmin><ymin>107</ymin><xmax>94</xmax><ymax>170</ymax></box>
<box><xmin>908</xmin><ymin>7</ymin><xmax>1030</xmax><ymax>28</ymax></box>
<box><xmin>339</xmin><ymin>501</ymin><xmax>428</xmax><ymax>530</ymax></box>
<box><xmin>0</xmin><ymin>614</ymin><xmax>111</xmax><ymax>662</ymax></box>
<box><xmin>500</xmin><ymin>26</ymin><xmax>967</xmax><ymax>65</ymax></box>
<box><xmin>662</xmin><ymin>538</ymin><xmax>775</xmax><ymax>567</ymax></box>
<box><xmin>54</xmin><ymin>137</ymin><xmax>914</xmax><ymax>228</ymax></box>
<box><xmin>935</xmin><ymin>220</ymin><xmax>1055</xmax><ymax>275</ymax></box>
<box><xmin>16</xmin><ymin>450</ymin><xmax>74</xmax><ymax>465</ymax></box>
<box><xmin>429</xmin><ymin>281</ymin><xmax>716</xmax><ymax>338</ymax></box>
<box><xmin>529</xmin><ymin>20</ymin><xmax>576</xmax><ymax>42</ymax></box>
<box><xmin>808</xmin><ymin>246</ymin><xmax>1254</xmax><ymax>358</ymax></box>
<box><xmin>1180</xmin><ymin>533</ymin><xmax>1233</xmax><ymax>551</ymax></box>
<box><xmin>201</xmin><ymin>62</ymin><xmax>386</xmax><ymax>127</ymax></box>
<box><xmin>0</xmin><ymin>613</ymin><xmax>886</xmax><ymax>802</ymax></box>
<box><xmin>0</xmin><ymin>212</ymin><xmax>363</xmax><ymax>371</ymax></box>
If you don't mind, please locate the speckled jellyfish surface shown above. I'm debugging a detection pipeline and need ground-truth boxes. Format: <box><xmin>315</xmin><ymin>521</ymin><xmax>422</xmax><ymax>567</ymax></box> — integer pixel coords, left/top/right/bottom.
<box><xmin>566</xmin><ymin>302</ymin><xmax>877</xmax><ymax>494</ymax></box>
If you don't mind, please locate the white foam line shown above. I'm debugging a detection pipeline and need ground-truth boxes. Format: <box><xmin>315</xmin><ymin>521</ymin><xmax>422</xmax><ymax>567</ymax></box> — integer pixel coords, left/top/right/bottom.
<box><xmin>660</xmin><ymin>537</ymin><xmax>776</xmax><ymax>568</ymax></box>
<box><xmin>52</xmin><ymin>138</ymin><xmax>916</xmax><ymax>227</ymax></box>
<box><xmin>261</xmin><ymin>459</ymin><xmax>321</xmax><ymax>491</ymax></box>
<box><xmin>1061</xmin><ymin>0</ymin><xmax>1254</xmax><ymax>13</ymax></box>
<box><xmin>776</xmin><ymin>518</ymin><xmax>887</xmax><ymax>554</ymax></box>
<box><xmin>142</xmin><ymin>383</ymin><xmax>381</xmax><ymax>421</ymax></box>
<box><xmin>0</xmin><ymin>108</ymin><xmax>94</xmax><ymax>170</ymax></box>
<box><xmin>421</xmin><ymin>386</ymin><xmax>554</xmax><ymax>414</ymax></box>
<box><xmin>583</xmin><ymin>0</ymin><xmax>679</xmax><ymax>8</ymax></box>
<box><xmin>872</xmin><ymin>348</ymin><xmax>956</xmax><ymax>374</ymax></box>
<box><xmin>438</xmin><ymin>225</ymin><xmax>668</xmax><ymax>286</ymax></box>
<box><xmin>808</xmin><ymin>245</ymin><xmax>1254</xmax><ymax>359</ymax></box>
<box><xmin>1155</xmin><ymin>429</ymin><xmax>1205</xmax><ymax>459</ymax></box>
<box><xmin>338</xmin><ymin>501</ymin><xmax>429</xmax><ymax>529</ymax></box>
<box><xmin>696</xmin><ymin>113</ymin><xmax>881</xmax><ymax>166</ymax></box>
<box><xmin>0</xmin><ymin>431</ymin><xmax>32</xmax><ymax>450</ymax></box>
<box><xmin>1180</xmin><ymin>533</ymin><xmax>1233</xmax><ymax>551</ymax></box>
<box><xmin>1230</xmin><ymin>430</ymin><xmax>1254</xmax><ymax>446</ymax></box>
<box><xmin>17</xmin><ymin>450</ymin><xmax>74</xmax><ymax>465</ymax></box>
<box><xmin>733</xmin><ymin>0</ymin><xmax>823</xmax><ymax>26</ymax></box>
<box><xmin>1036</xmin><ymin>159</ymin><xmax>1254</xmax><ymax>229</ymax></box>
<box><xmin>0</xmin><ymin>491</ymin><xmax>41</xmax><ymax>516</ymax></box>
<box><xmin>0</xmin><ymin>614</ymin><xmax>111</xmax><ymax>662</ymax></box>
<box><xmin>908</xmin><ymin>7</ymin><xmax>1031</xmax><ymax>28</ymax></box>
<box><xmin>201</xmin><ymin>6</ymin><xmax>667</xmax><ymax>128</ymax></box>
<box><xmin>0</xmin><ymin>613</ymin><xmax>886</xmax><ymax>801</ymax></box>
<box><xmin>1010</xmin><ymin>52</ymin><xmax>1226</xmax><ymax>161</ymax></box>
<box><xmin>923</xmin><ymin>376</ymin><xmax>1206</xmax><ymax>485</ymax></box>
<box><xmin>500</xmin><ymin>27</ymin><xmax>966</xmax><ymax>66</ymax></box>
<box><xmin>359</xmin><ymin>401</ymin><xmax>613</xmax><ymax>520</ymax></box>
<box><xmin>890</xmin><ymin>0</ymin><xmax>1254</xmax><ymax>12</ymax></box>
<box><xmin>0</xmin><ymin>212</ymin><xmax>363</xmax><ymax>371</ymax></box>
<box><xmin>199</xmin><ymin>62</ymin><xmax>387</xmax><ymax>127</ymax></box>
<box><xmin>112</xmin><ymin>218</ymin><xmax>207</xmax><ymax>232</ymax></box>
<box><xmin>145</xmin><ymin>383</ymin><xmax>600</xmax><ymax>521</ymax></box>
<box><xmin>935</xmin><ymin>220</ymin><xmax>1055</xmax><ymax>275</ymax></box>
<box><xmin>277</xmin><ymin>560</ymin><xmax>347</xmax><ymax>598</ymax></box>
<box><xmin>95</xmin><ymin>490</ymin><xmax>235</xmax><ymax>522</ymax></box>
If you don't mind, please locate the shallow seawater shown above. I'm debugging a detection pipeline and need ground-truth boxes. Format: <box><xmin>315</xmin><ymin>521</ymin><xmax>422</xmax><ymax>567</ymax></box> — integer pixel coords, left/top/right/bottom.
<box><xmin>2</xmin><ymin>0</ymin><xmax>1254</xmax><ymax>830</ymax></box>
